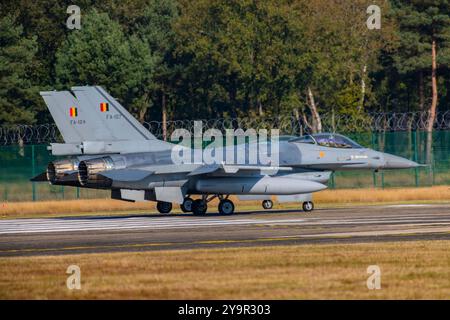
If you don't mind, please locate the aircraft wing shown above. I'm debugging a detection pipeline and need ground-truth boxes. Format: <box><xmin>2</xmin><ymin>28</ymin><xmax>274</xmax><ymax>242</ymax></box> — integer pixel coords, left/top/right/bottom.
<box><xmin>96</xmin><ymin>163</ymin><xmax>292</xmax><ymax>183</ymax></box>
<box><xmin>189</xmin><ymin>164</ymin><xmax>293</xmax><ymax>176</ymax></box>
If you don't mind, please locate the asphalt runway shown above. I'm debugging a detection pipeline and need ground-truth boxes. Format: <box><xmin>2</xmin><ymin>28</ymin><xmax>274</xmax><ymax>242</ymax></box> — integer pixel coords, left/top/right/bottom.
<box><xmin>1</xmin><ymin>204</ymin><xmax>450</xmax><ymax>257</ymax></box>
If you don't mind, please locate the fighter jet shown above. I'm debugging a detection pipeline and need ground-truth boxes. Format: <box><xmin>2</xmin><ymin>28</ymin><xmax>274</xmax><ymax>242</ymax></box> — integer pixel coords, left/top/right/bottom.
<box><xmin>31</xmin><ymin>86</ymin><xmax>420</xmax><ymax>215</ymax></box>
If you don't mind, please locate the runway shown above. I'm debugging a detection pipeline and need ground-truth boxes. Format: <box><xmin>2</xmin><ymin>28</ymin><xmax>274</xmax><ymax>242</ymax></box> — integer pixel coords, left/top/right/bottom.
<box><xmin>1</xmin><ymin>204</ymin><xmax>450</xmax><ymax>257</ymax></box>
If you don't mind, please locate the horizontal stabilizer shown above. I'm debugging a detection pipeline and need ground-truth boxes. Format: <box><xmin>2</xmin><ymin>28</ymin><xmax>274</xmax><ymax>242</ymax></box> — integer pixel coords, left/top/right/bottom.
<box><xmin>30</xmin><ymin>172</ymin><xmax>48</xmax><ymax>182</ymax></box>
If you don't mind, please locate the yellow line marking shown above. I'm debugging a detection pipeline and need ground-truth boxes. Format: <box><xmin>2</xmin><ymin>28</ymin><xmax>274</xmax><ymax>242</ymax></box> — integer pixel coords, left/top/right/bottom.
<box><xmin>0</xmin><ymin>237</ymin><xmax>302</xmax><ymax>254</ymax></box>
<box><xmin>3</xmin><ymin>230</ymin><xmax>450</xmax><ymax>255</ymax></box>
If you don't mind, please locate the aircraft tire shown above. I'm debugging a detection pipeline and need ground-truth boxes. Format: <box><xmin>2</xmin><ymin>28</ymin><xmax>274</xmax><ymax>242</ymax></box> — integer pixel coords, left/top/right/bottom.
<box><xmin>218</xmin><ymin>199</ymin><xmax>235</xmax><ymax>215</ymax></box>
<box><xmin>157</xmin><ymin>201</ymin><xmax>172</xmax><ymax>214</ymax></box>
<box><xmin>302</xmin><ymin>201</ymin><xmax>314</xmax><ymax>212</ymax></box>
<box><xmin>262</xmin><ymin>200</ymin><xmax>273</xmax><ymax>210</ymax></box>
<box><xmin>181</xmin><ymin>197</ymin><xmax>194</xmax><ymax>213</ymax></box>
<box><xmin>192</xmin><ymin>199</ymin><xmax>207</xmax><ymax>216</ymax></box>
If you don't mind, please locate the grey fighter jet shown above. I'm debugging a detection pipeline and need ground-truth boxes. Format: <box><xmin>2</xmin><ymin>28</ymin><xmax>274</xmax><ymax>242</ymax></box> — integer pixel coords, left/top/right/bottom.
<box><xmin>32</xmin><ymin>86</ymin><xmax>420</xmax><ymax>215</ymax></box>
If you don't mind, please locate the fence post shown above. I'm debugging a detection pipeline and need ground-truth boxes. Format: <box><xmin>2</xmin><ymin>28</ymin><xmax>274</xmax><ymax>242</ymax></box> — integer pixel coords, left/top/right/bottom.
<box><xmin>76</xmin><ymin>187</ymin><xmax>80</xmax><ymax>199</ymax></box>
<box><xmin>412</xmin><ymin>131</ymin><xmax>419</xmax><ymax>187</ymax></box>
<box><xmin>31</xmin><ymin>145</ymin><xmax>36</xmax><ymax>201</ymax></box>
<box><xmin>330</xmin><ymin>172</ymin><xmax>335</xmax><ymax>189</ymax></box>
<box><xmin>371</xmin><ymin>132</ymin><xmax>377</xmax><ymax>188</ymax></box>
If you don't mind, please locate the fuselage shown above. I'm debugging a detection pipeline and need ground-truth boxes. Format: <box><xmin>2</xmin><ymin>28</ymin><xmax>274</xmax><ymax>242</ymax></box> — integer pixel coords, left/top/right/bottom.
<box><xmin>44</xmin><ymin>133</ymin><xmax>419</xmax><ymax>199</ymax></box>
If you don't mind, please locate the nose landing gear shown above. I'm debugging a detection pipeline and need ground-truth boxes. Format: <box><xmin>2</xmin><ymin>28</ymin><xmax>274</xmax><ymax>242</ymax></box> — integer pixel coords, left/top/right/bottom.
<box><xmin>302</xmin><ymin>201</ymin><xmax>314</xmax><ymax>212</ymax></box>
<box><xmin>262</xmin><ymin>199</ymin><xmax>315</xmax><ymax>213</ymax></box>
<box><xmin>262</xmin><ymin>200</ymin><xmax>273</xmax><ymax>210</ymax></box>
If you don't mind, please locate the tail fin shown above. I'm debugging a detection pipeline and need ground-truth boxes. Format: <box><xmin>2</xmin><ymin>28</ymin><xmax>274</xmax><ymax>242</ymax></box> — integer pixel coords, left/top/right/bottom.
<box><xmin>71</xmin><ymin>86</ymin><xmax>156</xmax><ymax>141</ymax></box>
<box><xmin>40</xmin><ymin>86</ymin><xmax>156</xmax><ymax>143</ymax></box>
<box><xmin>40</xmin><ymin>91</ymin><xmax>87</xmax><ymax>143</ymax></box>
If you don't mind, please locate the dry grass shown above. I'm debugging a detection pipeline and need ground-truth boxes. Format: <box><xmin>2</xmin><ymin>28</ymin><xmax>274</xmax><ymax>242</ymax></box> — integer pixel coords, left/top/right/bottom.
<box><xmin>1</xmin><ymin>241</ymin><xmax>450</xmax><ymax>299</ymax></box>
<box><xmin>1</xmin><ymin>186</ymin><xmax>449</xmax><ymax>219</ymax></box>
<box><xmin>314</xmin><ymin>185</ymin><xmax>450</xmax><ymax>203</ymax></box>
<box><xmin>0</xmin><ymin>198</ymin><xmax>157</xmax><ymax>218</ymax></box>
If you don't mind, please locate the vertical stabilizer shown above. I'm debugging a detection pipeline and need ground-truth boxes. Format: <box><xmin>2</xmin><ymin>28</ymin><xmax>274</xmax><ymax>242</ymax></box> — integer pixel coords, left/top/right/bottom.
<box><xmin>71</xmin><ymin>86</ymin><xmax>156</xmax><ymax>141</ymax></box>
<box><xmin>40</xmin><ymin>91</ymin><xmax>86</xmax><ymax>143</ymax></box>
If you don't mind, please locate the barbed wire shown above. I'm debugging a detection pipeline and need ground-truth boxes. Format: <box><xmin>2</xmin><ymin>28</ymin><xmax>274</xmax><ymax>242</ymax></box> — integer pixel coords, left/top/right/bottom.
<box><xmin>1</xmin><ymin>111</ymin><xmax>450</xmax><ymax>145</ymax></box>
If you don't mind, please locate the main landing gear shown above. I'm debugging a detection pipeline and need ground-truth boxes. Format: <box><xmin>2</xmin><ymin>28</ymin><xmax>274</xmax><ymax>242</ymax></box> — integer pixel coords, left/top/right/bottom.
<box><xmin>180</xmin><ymin>197</ymin><xmax>194</xmax><ymax>213</ymax></box>
<box><xmin>180</xmin><ymin>195</ymin><xmax>235</xmax><ymax>216</ymax></box>
<box><xmin>156</xmin><ymin>201</ymin><xmax>172</xmax><ymax>214</ymax></box>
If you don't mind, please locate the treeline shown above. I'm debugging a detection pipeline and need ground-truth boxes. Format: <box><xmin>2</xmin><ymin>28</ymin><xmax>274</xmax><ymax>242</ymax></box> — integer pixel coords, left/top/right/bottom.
<box><xmin>0</xmin><ymin>0</ymin><xmax>449</xmax><ymax>130</ymax></box>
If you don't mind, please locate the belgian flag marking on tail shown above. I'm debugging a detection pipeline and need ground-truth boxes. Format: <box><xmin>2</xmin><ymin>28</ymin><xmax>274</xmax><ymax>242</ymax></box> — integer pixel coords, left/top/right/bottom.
<box><xmin>100</xmin><ymin>102</ymin><xmax>109</xmax><ymax>112</ymax></box>
<box><xmin>69</xmin><ymin>107</ymin><xmax>78</xmax><ymax>118</ymax></box>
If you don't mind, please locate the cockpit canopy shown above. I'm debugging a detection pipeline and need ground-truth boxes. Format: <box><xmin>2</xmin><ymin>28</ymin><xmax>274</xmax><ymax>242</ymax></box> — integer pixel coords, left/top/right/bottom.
<box><xmin>290</xmin><ymin>133</ymin><xmax>363</xmax><ymax>149</ymax></box>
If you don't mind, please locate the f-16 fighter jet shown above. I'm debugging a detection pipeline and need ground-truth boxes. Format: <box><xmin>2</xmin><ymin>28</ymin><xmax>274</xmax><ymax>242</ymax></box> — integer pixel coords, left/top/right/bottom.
<box><xmin>31</xmin><ymin>86</ymin><xmax>420</xmax><ymax>215</ymax></box>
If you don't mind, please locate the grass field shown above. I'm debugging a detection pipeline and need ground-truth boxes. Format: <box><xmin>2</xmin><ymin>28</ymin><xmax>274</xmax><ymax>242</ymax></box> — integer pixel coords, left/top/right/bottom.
<box><xmin>1</xmin><ymin>186</ymin><xmax>449</xmax><ymax>219</ymax></box>
<box><xmin>1</xmin><ymin>241</ymin><xmax>450</xmax><ymax>299</ymax></box>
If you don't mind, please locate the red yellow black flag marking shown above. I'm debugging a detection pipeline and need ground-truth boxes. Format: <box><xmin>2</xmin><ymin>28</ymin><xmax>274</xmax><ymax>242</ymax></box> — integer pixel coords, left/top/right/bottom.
<box><xmin>100</xmin><ymin>102</ymin><xmax>109</xmax><ymax>112</ymax></box>
<box><xmin>69</xmin><ymin>107</ymin><xmax>78</xmax><ymax>118</ymax></box>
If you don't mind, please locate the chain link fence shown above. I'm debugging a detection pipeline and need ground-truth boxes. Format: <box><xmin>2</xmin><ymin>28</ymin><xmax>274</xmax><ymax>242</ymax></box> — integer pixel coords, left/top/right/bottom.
<box><xmin>2</xmin><ymin>111</ymin><xmax>450</xmax><ymax>145</ymax></box>
<box><xmin>1</xmin><ymin>112</ymin><xmax>450</xmax><ymax>202</ymax></box>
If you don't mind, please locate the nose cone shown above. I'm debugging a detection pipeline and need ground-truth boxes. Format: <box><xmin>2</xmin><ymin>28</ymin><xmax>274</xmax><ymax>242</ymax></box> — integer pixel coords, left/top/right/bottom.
<box><xmin>383</xmin><ymin>153</ymin><xmax>420</xmax><ymax>169</ymax></box>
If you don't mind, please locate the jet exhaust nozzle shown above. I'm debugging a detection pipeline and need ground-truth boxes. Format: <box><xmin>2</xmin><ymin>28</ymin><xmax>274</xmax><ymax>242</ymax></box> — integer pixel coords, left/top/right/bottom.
<box><xmin>78</xmin><ymin>157</ymin><xmax>115</xmax><ymax>187</ymax></box>
<box><xmin>46</xmin><ymin>159</ymin><xmax>78</xmax><ymax>184</ymax></box>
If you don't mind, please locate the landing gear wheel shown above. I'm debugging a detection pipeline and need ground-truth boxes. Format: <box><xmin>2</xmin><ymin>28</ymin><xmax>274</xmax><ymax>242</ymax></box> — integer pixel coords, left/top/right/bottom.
<box><xmin>192</xmin><ymin>199</ymin><xmax>207</xmax><ymax>216</ymax></box>
<box><xmin>180</xmin><ymin>197</ymin><xmax>194</xmax><ymax>213</ymax></box>
<box><xmin>262</xmin><ymin>200</ymin><xmax>273</xmax><ymax>210</ymax></box>
<box><xmin>302</xmin><ymin>201</ymin><xmax>314</xmax><ymax>212</ymax></box>
<box><xmin>157</xmin><ymin>201</ymin><xmax>172</xmax><ymax>214</ymax></box>
<box><xmin>218</xmin><ymin>199</ymin><xmax>235</xmax><ymax>215</ymax></box>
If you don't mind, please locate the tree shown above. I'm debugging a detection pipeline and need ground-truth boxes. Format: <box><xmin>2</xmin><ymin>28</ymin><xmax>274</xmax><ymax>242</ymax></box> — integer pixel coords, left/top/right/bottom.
<box><xmin>135</xmin><ymin>0</ymin><xmax>179</xmax><ymax>139</ymax></box>
<box><xmin>0</xmin><ymin>15</ymin><xmax>38</xmax><ymax>124</ymax></box>
<box><xmin>296</xmin><ymin>0</ymin><xmax>395</xmax><ymax>132</ymax></box>
<box><xmin>391</xmin><ymin>0</ymin><xmax>450</xmax><ymax>166</ymax></box>
<box><xmin>173</xmin><ymin>0</ymin><xmax>309</xmax><ymax>118</ymax></box>
<box><xmin>392</xmin><ymin>0</ymin><xmax>450</xmax><ymax>129</ymax></box>
<box><xmin>55</xmin><ymin>9</ymin><xmax>157</xmax><ymax>122</ymax></box>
